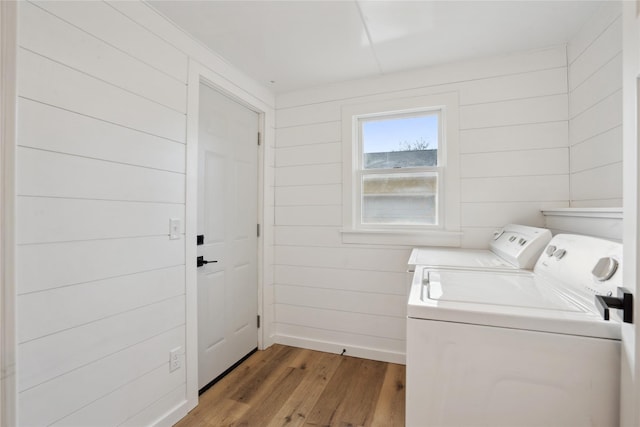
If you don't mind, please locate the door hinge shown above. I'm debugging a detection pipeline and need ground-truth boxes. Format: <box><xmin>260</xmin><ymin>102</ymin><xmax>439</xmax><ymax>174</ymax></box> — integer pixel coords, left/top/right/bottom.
<box><xmin>257</xmin><ymin>132</ymin><xmax>262</xmax><ymax>146</ymax></box>
<box><xmin>257</xmin><ymin>223</ymin><xmax>260</xmax><ymax>237</ymax></box>
<box><xmin>257</xmin><ymin>315</ymin><xmax>261</xmax><ymax>328</ymax></box>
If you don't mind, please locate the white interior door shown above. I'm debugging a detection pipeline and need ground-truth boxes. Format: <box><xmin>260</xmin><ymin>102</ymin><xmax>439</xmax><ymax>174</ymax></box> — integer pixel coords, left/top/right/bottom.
<box><xmin>197</xmin><ymin>83</ymin><xmax>259</xmax><ymax>389</ymax></box>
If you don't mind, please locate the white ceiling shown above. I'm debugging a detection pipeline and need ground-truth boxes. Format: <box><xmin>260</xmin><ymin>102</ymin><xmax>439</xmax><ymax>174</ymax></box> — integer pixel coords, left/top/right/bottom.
<box><xmin>149</xmin><ymin>1</ymin><xmax>605</xmax><ymax>93</ymax></box>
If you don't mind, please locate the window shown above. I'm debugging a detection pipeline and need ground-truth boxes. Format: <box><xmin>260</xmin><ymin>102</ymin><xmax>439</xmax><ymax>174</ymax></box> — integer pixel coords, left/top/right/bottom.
<box><xmin>341</xmin><ymin>93</ymin><xmax>461</xmax><ymax>246</ymax></box>
<box><xmin>359</xmin><ymin>111</ymin><xmax>441</xmax><ymax>227</ymax></box>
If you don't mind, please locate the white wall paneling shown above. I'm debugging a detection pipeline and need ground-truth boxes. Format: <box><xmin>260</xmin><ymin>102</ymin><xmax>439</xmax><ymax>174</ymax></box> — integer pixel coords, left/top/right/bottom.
<box><xmin>569</xmin><ymin>90</ymin><xmax>622</xmax><ymax>145</ymax></box>
<box><xmin>459</xmin><ymin>94</ymin><xmax>567</xmax><ymax>130</ymax></box>
<box><xmin>20</xmin><ymin>1</ymin><xmax>186</xmax><ymax>113</ymax></box>
<box><xmin>460</xmin><ymin>121</ymin><xmax>568</xmax><ymax>154</ymax></box>
<box><xmin>275</xmin><ymin>121</ymin><xmax>341</xmax><ymax>147</ymax></box>
<box><xmin>571</xmin><ymin>126</ymin><xmax>623</xmax><ymax>173</ymax></box>
<box><xmin>276</xmin><ymin>142</ymin><xmax>341</xmax><ymax>167</ymax></box>
<box><xmin>460</xmin><ymin>148</ymin><xmax>568</xmax><ymax>178</ymax></box>
<box><xmin>30</xmin><ymin>0</ymin><xmax>188</xmax><ymax>82</ymax></box>
<box><xmin>273</xmin><ymin>45</ymin><xmax>571</xmax><ymax>362</ymax></box>
<box><xmin>571</xmin><ymin>162</ymin><xmax>623</xmax><ymax>203</ymax></box>
<box><xmin>18</xmin><ymin>266</ymin><xmax>185</xmax><ymax>343</ymax></box>
<box><xmin>276</xmin><ymin>45</ymin><xmax>567</xmax><ymax>108</ymax></box>
<box><xmin>18</xmin><ymin>98</ymin><xmax>186</xmax><ymax>173</ymax></box>
<box><xmin>19</xmin><ymin>326</ymin><xmax>185</xmax><ymax>426</ymax></box>
<box><xmin>461</xmin><ymin>175</ymin><xmax>569</xmax><ymax>203</ymax></box>
<box><xmin>461</xmin><ymin>202</ymin><xmax>569</xmax><ymax>229</ymax></box>
<box><xmin>275</xmin><ymin>226</ymin><xmax>343</xmax><ymax>247</ymax></box>
<box><xmin>18</xmin><ymin>49</ymin><xmax>185</xmax><ymax>143</ymax></box>
<box><xmin>15</xmin><ymin>1</ymin><xmax>274</xmax><ymax>425</ymax></box>
<box><xmin>275</xmin><ymin>285</ymin><xmax>406</xmax><ymax>320</ymax></box>
<box><xmin>17</xmin><ymin>148</ymin><xmax>185</xmax><ymax>203</ymax></box>
<box><xmin>568</xmin><ymin>2</ymin><xmax>623</xmax><ymax>207</ymax></box>
<box><xmin>17</xmin><ymin>236</ymin><xmax>184</xmax><ymax>297</ymax></box>
<box><xmin>19</xmin><ymin>296</ymin><xmax>184</xmax><ymax>392</ymax></box>
<box><xmin>106</xmin><ymin>1</ymin><xmax>273</xmax><ymax>108</ymax></box>
<box><xmin>275</xmin><ymin>163</ymin><xmax>342</xmax><ymax>187</ymax></box>
<box><xmin>275</xmin><ymin>184</ymin><xmax>341</xmax><ymax>206</ymax></box>
<box><xmin>17</xmin><ymin>197</ymin><xmax>185</xmax><ymax>244</ymax></box>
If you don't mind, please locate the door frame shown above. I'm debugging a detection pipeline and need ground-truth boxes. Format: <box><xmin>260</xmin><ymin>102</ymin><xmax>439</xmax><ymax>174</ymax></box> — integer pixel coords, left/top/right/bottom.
<box><xmin>622</xmin><ymin>2</ymin><xmax>640</xmax><ymax>426</ymax></box>
<box><xmin>0</xmin><ymin>1</ymin><xmax>17</xmax><ymax>426</ymax></box>
<box><xmin>185</xmin><ymin>59</ymin><xmax>272</xmax><ymax>411</ymax></box>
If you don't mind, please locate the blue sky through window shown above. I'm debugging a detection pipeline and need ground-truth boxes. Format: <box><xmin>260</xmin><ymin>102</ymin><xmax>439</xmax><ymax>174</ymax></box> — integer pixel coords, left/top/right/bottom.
<box><xmin>362</xmin><ymin>114</ymin><xmax>438</xmax><ymax>154</ymax></box>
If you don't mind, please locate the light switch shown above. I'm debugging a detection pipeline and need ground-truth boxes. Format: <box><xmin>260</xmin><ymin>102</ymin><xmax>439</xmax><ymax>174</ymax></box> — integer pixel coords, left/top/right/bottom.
<box><xmin>169</xmin><ymin>218</ymin><xmax>181</xmax><ymax>240</ymax></box>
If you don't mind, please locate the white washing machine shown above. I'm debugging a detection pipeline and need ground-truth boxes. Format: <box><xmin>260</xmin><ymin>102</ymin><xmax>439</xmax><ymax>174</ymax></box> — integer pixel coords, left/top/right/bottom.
<box><xmin>406</xmin><ymin>234</ymin><xmax>626</xmax><ymax>427</ymax></box>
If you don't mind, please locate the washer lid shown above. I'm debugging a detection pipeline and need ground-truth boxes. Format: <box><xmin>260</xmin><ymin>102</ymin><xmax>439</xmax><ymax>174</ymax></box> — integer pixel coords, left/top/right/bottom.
<box><xmin>408</xmin><ymin>248</ymin><xmax>516</xmax><ymax>270</ymax></box>
<box><xmin>408</xmin><ymin>268</ymin><xmax>621</xmax><ymax>340</ymax></box>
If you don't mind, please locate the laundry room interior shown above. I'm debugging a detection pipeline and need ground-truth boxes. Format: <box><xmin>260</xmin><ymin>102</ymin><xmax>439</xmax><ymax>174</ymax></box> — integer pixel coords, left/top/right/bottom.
<box><xmin>1</xmin><ymin>0</ymin><xmax>640</xmax><ymax>426</ymax></box>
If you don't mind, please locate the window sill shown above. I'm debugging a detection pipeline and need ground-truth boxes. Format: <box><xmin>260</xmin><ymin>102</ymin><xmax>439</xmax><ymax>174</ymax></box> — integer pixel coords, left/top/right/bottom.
<box><xmin>341</xmin><ymin>229</ymin><xmax>462</xmax><ymax>247</ymax></box>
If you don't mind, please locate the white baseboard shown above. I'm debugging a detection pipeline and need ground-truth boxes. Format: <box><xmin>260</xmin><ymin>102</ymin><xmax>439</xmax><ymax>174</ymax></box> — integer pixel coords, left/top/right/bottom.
<box><xmin>274</xmin><ymin>334</ymin><xmax>406</xmax><ymax>365</ymax></box>
<box><xmin>153</xmin><ymin>399</ymin><xmax>190</xmax><ymax>427</ymax></box>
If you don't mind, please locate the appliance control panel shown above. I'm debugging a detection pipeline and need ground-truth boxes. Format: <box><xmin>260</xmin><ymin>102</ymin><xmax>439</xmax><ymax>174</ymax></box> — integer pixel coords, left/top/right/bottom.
<box><xmin>534</xmin><ymin>234</ymin><xmax>623</xmax><ymax>297</ymax></box>
<box><xmin>489</xmin><ymin>224</ymin><xmax>552</xmax><ymax>270</ymax></box>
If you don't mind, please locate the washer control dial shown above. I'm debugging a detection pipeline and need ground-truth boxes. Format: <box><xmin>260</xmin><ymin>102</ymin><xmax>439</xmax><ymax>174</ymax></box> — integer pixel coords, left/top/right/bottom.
<box><xmin>592</xmin><ymin>257</ymin><xmax>619</xmax><ymax>282</ymax></box>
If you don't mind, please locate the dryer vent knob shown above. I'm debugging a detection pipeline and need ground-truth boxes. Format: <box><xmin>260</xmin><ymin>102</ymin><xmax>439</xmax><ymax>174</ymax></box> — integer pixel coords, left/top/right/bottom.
<box><xmin>545</xmin><ymin>245</ymin><xmax>557</xmax><ymax>257</ymax></box>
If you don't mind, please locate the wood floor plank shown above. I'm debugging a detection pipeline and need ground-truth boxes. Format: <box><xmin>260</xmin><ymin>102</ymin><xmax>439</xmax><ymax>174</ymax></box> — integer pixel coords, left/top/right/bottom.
<box><xmin>233</xmin><ymin>367</ymin><xmax>306</xmax><ymax>425</ymax></box>
<box><xmin>175</xmin><ymin>345</ymin><xmax>283</xmax><ymax>427</ymax></box>
<box><xmin>229</xmin><ymin>345</ymin><xmax>300</xmax><ymax>406</ymax></box>
<box><xmin>371</xmin><ymin>363</ymin><xmax>406</xmax><ymax>427</ymax></box>
<box><xmin>266</xmin><ymin>351</ymin><xmax>343</xmax><ymax>427</ymax></box>
<box><xmin>177</xmin><ymin>345</ymin><xmax>405</xmax><ymax>427</ymax></box>
<box><xmin>304</xmin><ymin>357</ymin><xmax>387</xmax><ymax>427</ymax></box>
<box><xmin>329</xmin><ymin>358</ymin><xmax>387</xmax><ymax>427</ymax></box>
<box><xmin>201</xmin><ymin>398</ymin><xmax>250</xmax><ymax>426</ymax></box>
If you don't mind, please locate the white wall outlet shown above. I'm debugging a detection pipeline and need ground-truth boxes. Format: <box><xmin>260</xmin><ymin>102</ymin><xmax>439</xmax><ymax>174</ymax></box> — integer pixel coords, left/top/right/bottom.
<box><xmin>169</xmin><ymin>347</ymin><xmax>182</xmax><ymax>372</ymax></box>
<box><xmin>169</xmin><ymin>218</ymin><xmax>180</xmax><ymax>240</ymax></box>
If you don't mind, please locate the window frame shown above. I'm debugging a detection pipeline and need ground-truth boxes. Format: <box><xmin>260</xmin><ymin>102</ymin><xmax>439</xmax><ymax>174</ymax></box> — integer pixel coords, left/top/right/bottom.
<box><xmin>341</xmin><ymin>92</ymin><xmax>461</xmax><ymax>246</ymax></box>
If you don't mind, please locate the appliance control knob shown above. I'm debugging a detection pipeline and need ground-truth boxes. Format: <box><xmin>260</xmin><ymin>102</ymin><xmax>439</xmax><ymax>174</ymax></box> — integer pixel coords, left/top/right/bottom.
<box><xmin>554</xmin><ymin>249</ymin><xmax>567</xmax><ymax>259</ymax></box>
<box><xmin>545</xmin><ymin>245</ymin><xmax>557</xmax><ymax>256</ymax></box>
<box><xmin>592</xmin><ymin>257</ymin><xmax>619</xmax><ymax>282</ymax></box>
<box><xmin>509</xmin><ymin>236</ymin><xmax>517</xmax><ymax>242</ymax></box>
<box><xmin>493</xmin><ymin>229</ymin><xmax>504</xmax><ymax>240</ymax></box>
<box><xmin>518</xmin><ymin>239</ymin><xmax>527</xmax><ymax>246</ymax></box>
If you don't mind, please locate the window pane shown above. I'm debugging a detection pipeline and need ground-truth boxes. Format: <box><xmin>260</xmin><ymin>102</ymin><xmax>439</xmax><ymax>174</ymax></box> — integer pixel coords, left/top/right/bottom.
<box><xmin>362</xmin><ymin>113</ymin><xmax>438</xmax><ymax>169</ymax></box>
<box><xmin>362</xmin><ymin>172</ymin><xmax>437</xmax><ymax>225</ymax></box>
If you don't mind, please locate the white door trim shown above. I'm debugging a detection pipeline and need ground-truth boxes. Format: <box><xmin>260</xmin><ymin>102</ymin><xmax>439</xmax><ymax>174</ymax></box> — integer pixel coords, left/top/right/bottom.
<box><xmin>0</xmin><ymin>1</ymin><xmax>17</xmax><ymax>426</ymax></box>
<box><xmin>185</xmin><ymin>59</ymin><xmax>271</xmax><ymax>412</ymax></box>
<box><xmin>622</xmin><ymin>2</ymin><xmax>640</xmax><ymax>426</ymax></box>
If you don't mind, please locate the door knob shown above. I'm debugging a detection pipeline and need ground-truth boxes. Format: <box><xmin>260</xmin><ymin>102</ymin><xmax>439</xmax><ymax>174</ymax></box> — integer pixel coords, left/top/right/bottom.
<box><xmin>197</xmin><ymin>256</ymin><xmax>218</xmax><ymax>268</ymax></box>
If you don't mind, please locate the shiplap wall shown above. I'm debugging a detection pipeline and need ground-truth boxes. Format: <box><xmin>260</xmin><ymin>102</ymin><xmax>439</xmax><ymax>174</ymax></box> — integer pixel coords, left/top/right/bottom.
<box><xmin>16</xmin><ymin>1</ymin><xmax>274</xmax><ymax>426</ymax></box>
<box><xmin>273</xmin><ymin>46</ymin><xmax>571</xmax><ymax>363</ymax></box>
<box><xmin>568</xmin><ymin>2</ymin><xmax>623</xmax><ymax>207</ymax></box>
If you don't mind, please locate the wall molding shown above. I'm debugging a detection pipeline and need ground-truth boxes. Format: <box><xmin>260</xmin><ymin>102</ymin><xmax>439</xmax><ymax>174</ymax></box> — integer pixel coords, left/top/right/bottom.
<box><xmin>274</xmin><ymin>334</ymin><xmax>406</xmax><ymax>365</ymax></box>
<box><xmin>542</xmin><ymin>208</ymin><xmax>623</xmax><ymax>241</ymax></box>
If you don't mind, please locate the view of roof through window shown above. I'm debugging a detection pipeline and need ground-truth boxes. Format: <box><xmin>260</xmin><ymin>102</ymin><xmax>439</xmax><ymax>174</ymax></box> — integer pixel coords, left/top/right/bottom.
<box><xmin>362</xmin><ymin>113</ymin><xmax>439</xmax><ymax>170</ymax></box>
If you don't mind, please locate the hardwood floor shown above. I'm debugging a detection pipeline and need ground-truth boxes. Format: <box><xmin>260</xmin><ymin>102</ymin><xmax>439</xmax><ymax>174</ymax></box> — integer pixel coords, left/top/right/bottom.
<box><xmin>176</xmin><ymin>344</ymin><xmax>406</xmax><ymax>427</ymax></box>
